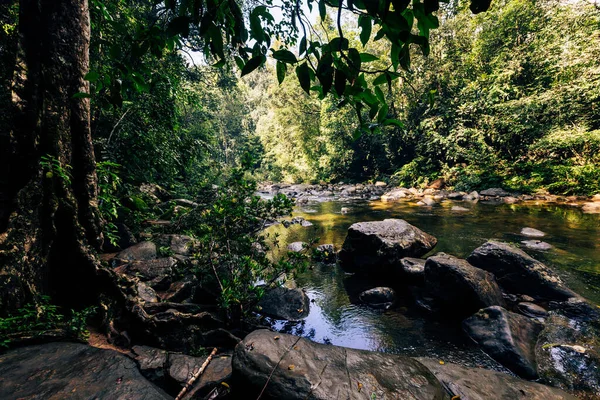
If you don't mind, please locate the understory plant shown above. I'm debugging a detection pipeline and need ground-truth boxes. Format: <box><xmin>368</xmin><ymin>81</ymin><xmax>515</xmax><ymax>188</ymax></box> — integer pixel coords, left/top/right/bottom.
<box><xmin>0</xmin><ymin>296</ymin><xmax>96</xmax><ymax>348</ymax></box>
<box><xmin>182</xmin><ymin>155</ymin><xmax>312</xmax><ymax>324</ymax></box>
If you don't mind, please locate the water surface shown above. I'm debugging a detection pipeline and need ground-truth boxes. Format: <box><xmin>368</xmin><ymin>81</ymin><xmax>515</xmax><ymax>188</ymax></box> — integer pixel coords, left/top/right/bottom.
<box><xmin>264</xmin><ymin>198</ymin><xmax>600</xmax><ymax>369</ymax></box>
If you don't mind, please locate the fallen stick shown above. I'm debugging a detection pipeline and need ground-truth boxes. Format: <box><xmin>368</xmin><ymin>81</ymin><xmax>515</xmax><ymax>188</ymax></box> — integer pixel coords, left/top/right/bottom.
<box><xmin>175</xmin><ymin>347</ymin><xmax>218</xmax><ymax>400</ymax></box>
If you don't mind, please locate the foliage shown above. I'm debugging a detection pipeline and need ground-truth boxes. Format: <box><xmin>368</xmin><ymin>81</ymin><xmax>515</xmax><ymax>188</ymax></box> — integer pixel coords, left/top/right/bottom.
<box><xmin>0</xmin><ymin>296</ymin><xmax>96</xmax><ymax>348</ymax></box>
<box><xmin>97</xmin><ymin>161</ymin><xmax>122</xmax><ymax>246</ymax></box>
<box><xmin>181</xmin><ymin>157</ymin><xmax>312</xmax><ymax>323</ymax></box>
<box><xmin>40</xmin><ymin>155</ymin><xmax>73</xmax><ymax>185</ymax></box>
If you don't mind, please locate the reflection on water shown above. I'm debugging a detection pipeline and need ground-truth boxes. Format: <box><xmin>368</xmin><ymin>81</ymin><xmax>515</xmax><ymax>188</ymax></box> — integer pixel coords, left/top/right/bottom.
<box><xmin>263</xmin><ymin>199</ymin><xmax>600</xmax><ymax>369</ymax></box>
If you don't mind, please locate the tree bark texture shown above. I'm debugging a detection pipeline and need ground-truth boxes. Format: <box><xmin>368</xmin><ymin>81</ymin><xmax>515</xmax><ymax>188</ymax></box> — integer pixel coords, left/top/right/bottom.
<box><xmin>0</xmin><ymin>0</ymin><xmax>104</xmax><ymax>314</ymax></box>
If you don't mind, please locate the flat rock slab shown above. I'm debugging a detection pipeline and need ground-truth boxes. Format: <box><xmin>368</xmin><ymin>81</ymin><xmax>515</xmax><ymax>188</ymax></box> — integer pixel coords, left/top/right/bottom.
<box><xmin>115</xmin><ymin>241</ymin><xmax>157</xmax><ymax>262</ymax></box>
<box><xmin>339</xmin><ymin>219</ymin><xmax>437</xmax><ymax>274</ymax></box>
<box><xmin>521</xmin><ymin>227</ymin><xmax>546</xmax><ymax>238</ymax></box>
<box><xmin>0</xmin><ymin>342</ymin><xmax>170</xmax><ymax>399</ymax></box>
<box><xmin>232</xmin><ymin>329</ymin><xmax>447</xmax><ymax>400</ymax></box>
<box><xmin>417</xmin><ymin>358</ymin><xmax>578</xmax><ymax>400</ymax></box>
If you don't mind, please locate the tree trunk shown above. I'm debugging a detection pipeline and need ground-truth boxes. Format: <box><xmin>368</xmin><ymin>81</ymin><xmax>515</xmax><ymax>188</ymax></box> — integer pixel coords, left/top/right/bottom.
<box><xmin>0</xmin><ymin>0</ymin><xmax>104</xmax><ymax>314</ymax></box>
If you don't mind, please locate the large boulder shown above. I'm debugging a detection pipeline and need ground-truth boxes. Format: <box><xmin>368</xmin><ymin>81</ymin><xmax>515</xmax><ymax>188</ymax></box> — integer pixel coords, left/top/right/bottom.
<box><xmin>466</xmin><ymin>241</ymin><xmax>578</xmax><ymax>301</ymax></box>
<box><xmin>418</xmin><ymin>358</ymin><xmax>578</xmax><ymax>400</ymax></box>
<box><xmin>232</xmin><ymin>330</ymin><xmax>447</xmax><ymax>400</ymax></box>
<box><xmin>0</xmin><ymin>342</ymin><xmax>169</xmax><ymax>399</ymax></box>
<box><xmin>536</xmin><ymin>312</ymin><xmax>600</xmax><ymax>397</ymax></box>
<box><xmin>359</xmin><ymin>287</ymin><xmax>396</xmax><ymax>309</ymax></box>
<box><xmin>257</xmin><ymin>287</ymin><xmax>310</xmax><ymax>321</ymax></box>
<box><xmin>424</xmin><ymin>253</ymin><xmax>504</xmax><ymax>317</ymax></box>
<box><xmin>339</xmin><ymin>219</ymin><xmax>437</xmax><ymax>274</ymax></box>
<box><xmin>463</xmin><ymin>306</ymin><xmax>543</xmax><ymax>379</ymax></box>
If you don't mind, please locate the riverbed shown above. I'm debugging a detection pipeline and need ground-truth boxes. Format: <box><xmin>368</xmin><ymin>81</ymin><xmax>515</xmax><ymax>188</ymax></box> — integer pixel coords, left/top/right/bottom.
<box><xmin>263</xmin><ymin>198</ymin><xmax>600</xmax><ymax>371</ymax></box>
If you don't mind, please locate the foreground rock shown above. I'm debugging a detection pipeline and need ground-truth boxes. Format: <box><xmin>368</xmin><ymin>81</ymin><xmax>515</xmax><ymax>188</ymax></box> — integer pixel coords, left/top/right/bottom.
<box><xmin>418</xmin><ymin>358</ymin><xmax>578</xmax><ymax>400</ymax></box>
<box><xmin>397</xmin><ymin>257</ymin><xmax>426</xmax><ymax>283</ymax></box>
<box><xmin>467</xmin><ymin>241</ymin><xmax>577</xmax><ymax>301</ymax></box>
<box><xmin>0</xmin><ymin>342</ymin><xmax>169</xmax><ymax>399</ymax></box>
<box><xmin>359</xmin><ymin>287</ymin><xmax>396</xmax><ymax>309</ymax></box>
<box><xmin>339</xmin><ymin>219</ymin><xmax>437</xmax><ymax>274</ymax></box>
<box><xmin>232</xmin><ymin>329</ymin><xmax>446</xmax><ymax>400</ymax></box>
<box><xmin>257</xmin><ymin>287</ymin><xmax>310</xmax><ymax>321</ymax></box>
<box><xmin>536</xmin><ymin>303</ymin><xmax>600</xmax><ymax>397</ymax></box>
<box><xmin>463</xmin><ymin>306</ymin><xmax>543</xmax><ymax>379</ymax></box>
<box><xmin>424</xmin><ymin>253</ymin><xmax>504</xmax><ymax>317</ymax></box>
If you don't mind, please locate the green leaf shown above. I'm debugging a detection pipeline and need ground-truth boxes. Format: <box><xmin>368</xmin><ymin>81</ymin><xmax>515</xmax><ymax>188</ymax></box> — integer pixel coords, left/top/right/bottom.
<box><xmin>318</xmin><ymin>0</ymin><xmax>326</xmax><ymax>21</ymax></box>
<box><xmin>358</xmin><ymin>15</ymin><xmax>372</xmax><ymax>47</ymax></box>
<box><xmin>316</xmin><ymin>53</ymin><xmax>334</xmax><ymax>95</ymax></box>
<box><xmin>329</xmin><ymin>37</ymin><xmax>350</xmax><ymax>51</ymax></box>
<box><xmin>276</xmin><ymin>61</ymin><xmax>286</xmax><ymax>85</ymax></box>
<box><xmin>374</xmin><ymin>86</ymin><xmax>385</xmax><ymax>103</ymax></box>
<box><xmin>383</xmin><ymin>118</ymin><xmax>404</xmax><ymax>128</ymax></box>
<box><xmin>296</xmin><ymin>63</ymin><xmax>312</xmax><ymax>94</ymax></box>
<box><xmin>359</xmin><ymin>53</ymin><xmax>379</xmax><ymax>62</ymax></box>
<box><xmin>272</xmin><ymin>49</ymin><xmax>298</xmax><ymax>64</ymax></box>
<box><xmin>234</xmin><ymin>56</ymin><xmax>245</xmax><ymax>71</ymax></box>
<box><xmin>373</xmin><ymin>73</ymin><xmax>388</xmax><ymax>86</ymax></box>
<box><xmin>299</xmin><ymin>37</ymin><xmax>307</xmax><ymax>55</ymax></box>
<box><xmin>377</xmin><ymin>104</ymin><xmax>389</xmax><ymax>122</ymax></box>
<box><xmin>241</xmin><ymin>55</ymin><xmax>265</xmax><ymax>77</ymax></box>
<box><xmin>84</xmin><ymin>71</ymin><xmax>99</xmax><ymax>82</ymax></box>
<box><xmin>348</xmin><ymin>48</ymin><xmax>362</xmax><ymax>73</ymax></box>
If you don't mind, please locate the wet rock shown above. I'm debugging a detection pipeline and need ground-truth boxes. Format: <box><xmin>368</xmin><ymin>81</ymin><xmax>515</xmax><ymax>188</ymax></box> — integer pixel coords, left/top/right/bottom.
<box><xmin>521</xmin><ymin>240</ymin><xmax>553</xmax><ymax>251</ymax></box>
<box><xmin>132</xmin><ymin>345</ymin><xmax>169</xmax><ymax>383</ymax></box>
<box><xmin>424</xmin><ymin>253</ymin><xmax>504</xmax><ymax>317</ymax></box>
<box><xmin>548</xmin><ymin>297</ymin><xmax>600</xmax><ymax>323</ymax></box>
<box><xmin>397</xmin><ymin>257</ymin><xmax>426</xmax><ymax>282</ymax></box>
<box><xmin>287</xmin><ymin>241</ymin><xmax>306</xmax><ymax>252</ymax></box>
<box><xmin>340</xmin><ymin>207</ymin><xmax>350</xmax><ymax>214</ymax></box>
<box><xmin>339</xmin><ymin>219</ymin><xmax>437</xmax><ymax>274</ymax></box>
<box><xmin>375</xmin><ymin>181</ymin><xmax>387</xmax><ymax>187</ymax></box>
<box><xmin>314</xmin><ymin>244</ymin><xmax>336</xmax><ymax>263</ymax></box>
<box><xmin>0</xmin><ymin>342</ymin><xmax>170</xmax><ymax>399</ymax></box>
<box><xmin>463</xmin><ymin>306</ymin><xmax>543</xmax><ymax>379</ymax></box>
<box><xmin>521</xmin><ymin>227</ymin><xmax>546</xmax><ymax>238</ymax></box>
<box><xmin>418</xmin><ymin>196</ymin><xmax>436</xmax><ymax>206</ymax></box>
<box><xmin>359</xmin><ymin>287</ymin><xmax>396</xmax><ymax>309</ymax></box>
<box><xmin>257</xmin><ymin>287</ymin><xmax>310</xmax><ymax>321</ymax></box>
<box><xmin>536</xmin><ymin>314</ymin><xmax>600</xmax><ymax>396</ymax></box>
<box><xmin>115</xmin><ymin>241</ymin><xmax>157</xmax><ymax>263</ymax></box>
<box><xmin>451</xmin><ymin>206</ymin><xmax>469</xmax><ymax>212</ymax></box>
<box><xmin>480</xmin><ymin>188</ymin><xmax>512</xmax><ymax>197</ymax></box>
<box><xmin>517</xmin><ymin>302</ymin><xmax>548</xmax><ymax>318</ymax></box>
<box><xmin>418</xmin><ymin>358</ymin><xmax>578</xmax><ymax>400</ymax></box>
<box><xmin>381</xmin><ymin>188</ymin><xmax>410</xmax><ymax>201</ymax></box>
<box><xmin>232</xmin><ymin>330</ymin><xmax>446</xmax><ymax>400</ymax></box>
<box><xmin>184</xmin><ymin>355</ymin><xmax>232</xmax><ymax>399</ymax></box>
<box><xmin>463</xmin><ymin>191</ymin><xmax>480</xmax><ymax>201</ymax></box>
<box><xmin>503</xmin><ymin>196</ymin><xmax>519</xmax><ymax>204</ymax></box>
<box><xmin>467</xmin><ymin>241</ymin><xmax>577</xmax><ymax>301</ymax></box>
<box><xmin>448</xmin><ymin>192</ymin><xmax>465</xmax><ymax>200</ymax></box>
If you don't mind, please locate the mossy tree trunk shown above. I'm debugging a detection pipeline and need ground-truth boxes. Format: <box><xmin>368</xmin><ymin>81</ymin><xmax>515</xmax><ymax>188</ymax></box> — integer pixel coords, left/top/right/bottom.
<box><xmin>0</xmin><ymin>0</ymin><xmax>105</xmax><ymax>315</ymax></box>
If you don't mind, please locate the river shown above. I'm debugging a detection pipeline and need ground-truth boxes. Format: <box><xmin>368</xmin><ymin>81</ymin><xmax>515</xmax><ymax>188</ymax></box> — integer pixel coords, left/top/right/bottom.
<box><xmin>262</xmin><ymin>198</ymin><xmax>600</xmax><ymax>371</ymax></box>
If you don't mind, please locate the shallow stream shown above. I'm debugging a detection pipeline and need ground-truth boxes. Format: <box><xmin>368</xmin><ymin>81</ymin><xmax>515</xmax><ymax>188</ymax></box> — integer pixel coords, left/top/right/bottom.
<box><xmin>263</xmin><ymin>198</ymin><xmax>600</xmax><ymax>370</ymax></box>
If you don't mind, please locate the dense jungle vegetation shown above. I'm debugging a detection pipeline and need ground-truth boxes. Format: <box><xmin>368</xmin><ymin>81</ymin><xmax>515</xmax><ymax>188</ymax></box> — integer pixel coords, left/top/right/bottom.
<box><xmin>0</xmin><ymin>0</ymin><xmax>599</xmax><ymax>339</ymax></box>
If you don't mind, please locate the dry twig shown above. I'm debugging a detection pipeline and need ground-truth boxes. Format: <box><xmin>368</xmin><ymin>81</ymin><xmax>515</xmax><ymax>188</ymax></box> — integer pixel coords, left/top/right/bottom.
<box><xmin>175</xmin><ymin>347</ymin><xmax>218</xmax><ymax>400</ymax></box>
